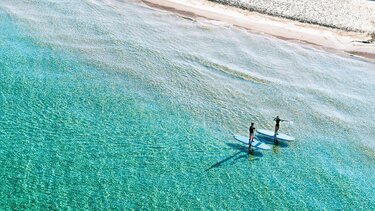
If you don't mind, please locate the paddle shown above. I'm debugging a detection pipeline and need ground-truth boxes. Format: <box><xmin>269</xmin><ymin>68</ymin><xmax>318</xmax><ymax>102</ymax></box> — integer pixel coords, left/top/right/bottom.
<box><xmin>274</xmin><ymin>116</ymin><xmax>293</xmax><ymax>126</ymax></box>
<box><xmin>284</xmin><ymin>120</ymin><xmax>294</xmax><ymax>125</ymax></box>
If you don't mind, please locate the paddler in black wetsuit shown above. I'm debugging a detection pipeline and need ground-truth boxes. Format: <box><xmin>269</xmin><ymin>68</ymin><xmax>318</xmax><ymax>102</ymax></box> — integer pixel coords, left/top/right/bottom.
<box><xmin>273</xmin><ymin>116</ymin><xmax>286</xmax><ymax>135</ymax></box>
<box><xmin>249</xmin><ymin>123</ymin><xmax>255</xmax><ymax>154</ymax></box>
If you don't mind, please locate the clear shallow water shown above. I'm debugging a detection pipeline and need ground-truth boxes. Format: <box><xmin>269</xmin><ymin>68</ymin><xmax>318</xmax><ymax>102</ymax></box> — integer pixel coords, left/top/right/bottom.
<box><xmin>0</xmin><ymin>0</ymin><xmax>374</xmax><ymax>209</ymax></box>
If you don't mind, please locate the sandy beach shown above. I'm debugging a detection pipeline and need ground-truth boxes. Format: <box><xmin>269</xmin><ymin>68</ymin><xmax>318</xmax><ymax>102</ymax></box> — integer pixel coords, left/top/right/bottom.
<box><xmin>141</xmin><ymin>0</ymin><xmax>375</xmax><ymax>61</ymax></box>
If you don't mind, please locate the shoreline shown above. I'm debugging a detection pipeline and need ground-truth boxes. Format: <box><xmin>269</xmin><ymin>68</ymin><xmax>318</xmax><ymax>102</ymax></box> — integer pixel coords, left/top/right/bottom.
<box><xmin>141</xmin><ymin>0</ymin><xmax>375</xmax><ymax>62</ymax></box>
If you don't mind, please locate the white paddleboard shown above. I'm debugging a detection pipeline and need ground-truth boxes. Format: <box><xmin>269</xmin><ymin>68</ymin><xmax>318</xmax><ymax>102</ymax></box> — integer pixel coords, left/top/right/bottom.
<box><xmin>256</xmin><ymin>129</ymin><xmax>295</xmax><ymax>142</ymax></box>
<box><xmin>234</xmin><ymin>135</ymin><xmax>271</xmax><ymax>150</ymax></box>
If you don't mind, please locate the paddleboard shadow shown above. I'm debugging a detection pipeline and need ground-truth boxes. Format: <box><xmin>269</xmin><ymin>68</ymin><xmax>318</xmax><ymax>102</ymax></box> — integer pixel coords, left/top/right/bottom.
<box><xmin>225</xmin><ymin>143</ymin><xmax>264</xmax><ymax>157</ymax></box>
<box><xmin>256</xmin><ymin>137</ymin><xmax>289</xmax><ymax>148</ymax></box>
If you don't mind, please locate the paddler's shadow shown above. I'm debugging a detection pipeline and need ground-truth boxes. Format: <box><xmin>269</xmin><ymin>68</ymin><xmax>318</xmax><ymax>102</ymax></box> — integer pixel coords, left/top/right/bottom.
<box><xmin>205</xmin><ymin>143</ymin><xmax>262</xmax><ymax>171</ymax></box>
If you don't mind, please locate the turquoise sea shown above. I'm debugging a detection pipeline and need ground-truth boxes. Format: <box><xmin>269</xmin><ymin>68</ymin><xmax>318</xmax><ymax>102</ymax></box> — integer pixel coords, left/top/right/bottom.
<box><xmin>0</xmin><ymin>0</ymin><xmax>374</xmax><ymax>209</ymax></box>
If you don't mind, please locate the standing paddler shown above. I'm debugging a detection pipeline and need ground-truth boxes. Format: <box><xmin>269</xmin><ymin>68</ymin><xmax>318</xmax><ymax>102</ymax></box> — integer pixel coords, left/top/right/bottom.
<box><xmin>273</xmin><ymin>115</ymin><xmax>286</xmax><ymax>135</ymax></box>
<box><xmin>249</xmin><ymin>123</ymin><xmax>255</xmax><ymax>154</ymax></box>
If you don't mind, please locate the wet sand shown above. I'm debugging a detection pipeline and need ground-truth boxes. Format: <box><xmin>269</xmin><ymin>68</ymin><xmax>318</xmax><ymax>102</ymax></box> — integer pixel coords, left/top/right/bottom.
<box><xmin>141</xmin><ymin>0</ymin><xmax>375</xmax><ymax>61</ymax></box>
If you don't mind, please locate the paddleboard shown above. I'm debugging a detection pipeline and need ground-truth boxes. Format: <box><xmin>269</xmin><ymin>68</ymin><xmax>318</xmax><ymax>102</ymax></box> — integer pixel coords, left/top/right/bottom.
<box><xmin>234</xmin><ymin>135</ymin><xmax>271</xmax><ymax>150</ymax></box>
<box><xmin>256</xmin><ymin>129</ymin><xmax>295</xmax><ymax>142</ymax></box>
